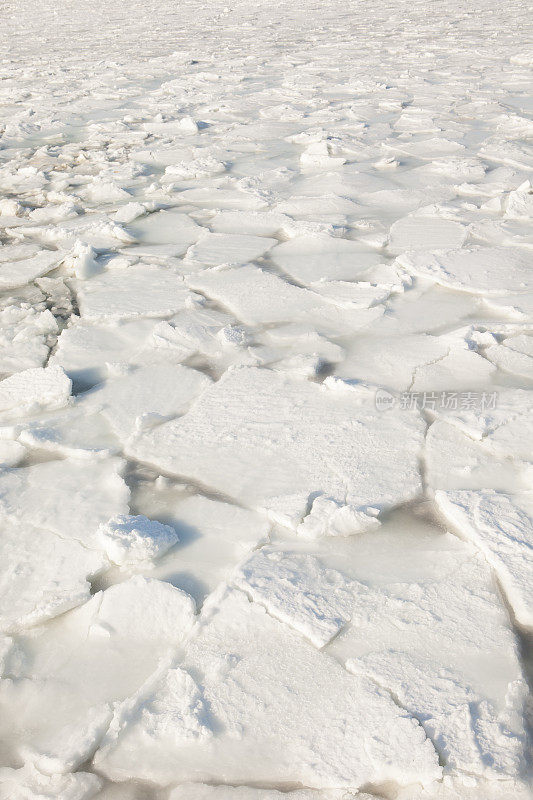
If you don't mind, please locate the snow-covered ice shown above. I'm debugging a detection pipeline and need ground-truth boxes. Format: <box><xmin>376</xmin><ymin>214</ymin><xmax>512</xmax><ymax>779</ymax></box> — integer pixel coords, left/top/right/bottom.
<box><xmin>97</xmin><ymin>514</ymin><xmax>179</xmax><ymax>566</ymax></box>
<box><xmin>232</xmin><ymin>548</ymin><xmax>356</xmax><ymax>647</ymax></box>
<box><xmin>435</xmin><ymin>490</ymin><xmax>533</xmax><ymax>626</ymax></box>
<box><xmin>0</xmin><ymin>0</ymin><xmax>531</xmax><ymax>795</ymax></box>
<box><xmin>0</xmin><ymin>519</ymin><xmax>105</xmax><ymax>632</ymax></box>
<box><xmin>0</xmin><ymin>764</ymin><xmax>101</xmax><ymax>800</ymax></box>
<box><xmin>75</xmin><ymin>265</ymin><xmax>193</xmax><ymax>322</ymax></box>
<box><xmin>94</xmin><ymin>587</ymin><xmax>441</xmax><ymax>788</ymax></box>
<box><xmin>128</xmin><ymin>367</ymin><xmax>425</xmax><ymax>526</ymax></box>
<box><xmin>0</xmin><ymin>457</ymin><xmax>130</xmax><ymax>548</ymax></box>
<box><xmin>0</xmin><ymin>365</ymin><xmax>71</xmax><ymax>421</ymax></box>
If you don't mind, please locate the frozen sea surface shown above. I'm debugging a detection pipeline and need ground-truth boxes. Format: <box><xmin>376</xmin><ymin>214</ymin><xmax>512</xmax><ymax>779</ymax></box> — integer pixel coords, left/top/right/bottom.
<box><xmin>0</xmin><ymin>0</ymin><xmax>531</xmax><ymax>797</ymax></box>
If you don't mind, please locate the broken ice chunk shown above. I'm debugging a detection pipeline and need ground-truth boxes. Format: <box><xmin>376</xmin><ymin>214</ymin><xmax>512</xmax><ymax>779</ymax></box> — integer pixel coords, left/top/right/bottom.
<box><xmin>127</xmin><ymin>366</ymin><xmax>425</xmax><ymax>521</ymax></box>
<box><xmin>300</xmin><ymin>140</ymin><xmax>346</xmax><ymax>168</ymax></box>
<box><xmin>126</xmin><ymin>208</ymin><xmax>201</xmax><ymax>255</ymax></box>
<box><xmin>210</xmin><ymin>210</ymin><xmax>292</xmax><ymax>236</ymax></box>
<box><xmin>76</xmin><ymin>265</ymin><xmax>192</xmax><ymax>321</ymax></box>
<box><xmin>436</xmin><ymin>489</ymin><xmax>533</xmax><ymax>626</ymax></box>
<box><xmin>97</xmin><ymin>514</ymin><xmax>179</xmax><ymax>566</ymax></box>
<box><xmin>134</xmin><ymin>493</ymin><xmax>271</xmax><ymax>604</ymax></box>
<box><xmin>0</xmin><ymin>303</ymin><xmax>58</xmax><ymax>375</ymax></box>
<box><xmin>0</xmin><ymin>457</ymin><xmax>129</xmax><ymax>550</ymax></box>
<box><xmin>136</xmin><ymin>667</ymin><xmax>212</xmax><ymax>743</ymax></box>
<box><xmin>17</xmin><ymin>405</ymin><xmax>119</xmax><ymax>459</ymax></box>
<box><xmin>0</xmin><ymin>764</ymin><xmax>101</xmax><ymax>800</ymax></box>
<box><xmin>20</xmin><ymin>704</ymin><xmax>113</xmax><ymax>775</ymax></box>
<box><xmin>85</xmin><ymin>363</ymin><xmax>212</xmax><ymax>442</ymax></box>
<box><xmin>185</xmin><ymin>232</ymin><xmax>277</xmax><ymax>266</ymax></box>
<box><xmin>270</xmin><ymin>234</ymin><xmax>382</xmax><ymax>284</ymax></box>
<box><xmin>0</xmin><ymin>576</ymin><xmax>197</xmax><ymax>774</ymax></box>
<box><xmin>0</xmin><ymin>249</ymin><xmax>63</xmax><ymax>290</ymax></box>
<box><xmin>162</xmin><ymin>156</ymin><xmax>226</xmax><ymax>181</ymax></box>
<box><xmin>297</xmin><ymin>496</ymin><xmax>381</xmax><ymax>539</ymax></box>
<box><xmin>177</xmin><ymin>187</ymin><xmax>268</xmax><ymax>211</ymax></box>
<box><xmin>0</xmin><ymin>520</ymin><xmax>105</xmax><ymax>633</ymax></box>
<box><xmin>93</xmin><ymin>575</ymin><xmax>196</xmax><ymax>642</ymax></box>
<box><xmin>94</xmin><ymin>587</ymin><xmax>440</xmax><ymax>788</ymax></box>
<box><xmin>114</xmin><ymin>202</ymin><xmax>147</xmax><ymax>224</ymax></box>
<box><xmin>64</xmin><ymin>241</ymin><xmax>100</xmax><ymax>280</ymax></box>
<box><xmin>50</xmin><ymin>318</ymin><xmax>158</xmax><ymax>390</ymax></box>
<box><xmin>0</xmin><ymin>636</ymin><xmax>18</xmax><ymax>677</ymax></box>
<box><xmin>0</xmin><ymin>439</ymin><xmax>26</xmax><ymax>467</ymax></box>
<box><xmin>233</xmin><ymin>549</ymin><xmax>355</xmax><ymax>647</ymax></box>
<box><xmin>388</xmin><ymin>216</ymin><xmax>467</xmax><ymax>255</ymax></box>
<box><xmin>398</xmin><ymin>247</ymin><xmax>531</xmax><ymax>295</ymax></box>
<box><xmin>0</xmin><ymin>365</ymin><xmax>71</xmax><ymax>422</ymax></box>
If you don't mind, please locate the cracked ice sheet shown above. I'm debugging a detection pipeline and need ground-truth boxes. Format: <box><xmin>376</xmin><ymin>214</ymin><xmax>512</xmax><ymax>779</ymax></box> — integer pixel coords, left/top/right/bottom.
<box><xmin>398</xmin><ymin>247</ymin><xmax>532</xmax><ymax>296</ymax></box>
<box><xmin>424</xmin><ymin>418</ymin><xmax>533</xmax><ymax>494</ymax></box>
<box><xmin>94</xmin><ymin>587</ymin><xmax>441</xmax><ymax>788</ymax></box>
<box><xmin>287</xmin><ymin>513</ymin><xmax>529</xmax><ymax>783</ymax></box>
<box><xmin>0</xmin><ymin>365</ymin><xmax>72</xmax><ymax>422</ymax></box>
<box><xmin>0</xmin><ymin>576</ymin><xmax>196</xmax><ymax>776</ymax></box>
<box><xmin>81</xmin><ymin>363</ymin><xmax>212</xmax><ymax>443</ymax></box>
<box><xmin>428</xmin><ymin>387</ymin><xmax>533</xmax><ymax>464</ymax></box>
<box><xmin>334</xmin><ymin>331</ymin><xmax>496</xmax><ymax>393</ymax></box>
<box><xmin>368</xmin><ymin>282</ymin><xmax>480</xmax><ymax>337</ymax></box>
<box><xmin>0</xmin><ymin>457</ymin><xmax>129</xmax><ymax>549</ymax></box>
<box><xmin>130</xmin><ymin>492</ymin><xmax>271</xmax><ymax>605</ymax></box>
<box><xmin>484</xmin><ymin>337</ymin><xmax>533</xmax><ymax>381</ymax></box>
<box><xmin>270</xmin><ymin>235</ymin><xmax>384</xmax><ymax>284</ymax></box>
<box><xmin>435</xmin><ymin>490</ymin><xmax>533</xmax><ymax>626</ymax></box>
<box><xmin>75</xmin><ymin>265</ymin><xmax>193</xmax><ymax>322</ymax></box>
<box><xmin>127</xmin><ymin>366</ymin><xmax>425</xmax><ymax>528</ymax></box>
<box><xmin>186</xmin><ymin>265</ymin><xmax>383</xmax><ymax>334</ymax></box>
<box><xmin>232</xmin><ymin>549</ymin><xmax>356</xmax><ymax>647</ymax></box>
<box><xmin>0</xmin><ymin>519</ymin><xmax>106</xmax><ymax>633</ymax></box>
<box><xmin>1</xmin><ymin>0</ymin><xmax>533</xmax><ymax>793</ymax></box>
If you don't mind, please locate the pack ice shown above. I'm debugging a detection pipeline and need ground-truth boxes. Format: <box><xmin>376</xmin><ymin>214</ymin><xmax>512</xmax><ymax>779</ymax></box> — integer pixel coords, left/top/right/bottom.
<box><xmin>0</xmin><ymin>0</ymin><xmax>531</xmax><ymax>795</ymax></box>
<box><xmin>128</xmin><ymin>367</ymin><xmax>425</xmax><ymax>527</ymax></box>
<box><xmin>94</xmin><ymin>587</ymin><xmax>441</xmax><ymax>789</ymax></box>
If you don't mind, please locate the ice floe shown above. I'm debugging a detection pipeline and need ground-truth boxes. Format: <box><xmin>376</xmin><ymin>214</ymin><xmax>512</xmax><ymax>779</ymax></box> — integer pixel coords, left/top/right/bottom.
<box><xmin>0</xmin><ymin>365</ymin><xmax>71</xmax><ymax>422</ymax></box>
<box><xmin>76</xmin><ymin>265</ymin><xmax>192</xmax><ymax>321</ymax></box>
<box><xmin>233</xmin><ymin>548</ymin><xmax>356</xmax><ymax>647</ymax></box>
<box><xmin>0</xmin><ymin>457</ymin><xmax>129</xmax><ymax>549</ymax></box>
<box><xmin>435</xmin><ymin>489</ymin><xmax>533</xmax><ymax>626</ymax></box>
<box><xmin>97</xmin><ymin>514</ymin><xmax>179</xmax><ymax>566</ymax></box>
<box><xmin>94</xmin><ymin>587</ymin><xmax>440</xmax><ymax>788</ymax></box>
<box><xmin>0</xmin><ymin>0</ymin><xmax>531</xmax><ymax>793</ymax></box>
<box><xmin>128</xmin><ymin>367</ymin><xmax>425</xmax><ymax>527</ymax></box>
<box><xmin>0</xmin><ymin>519</ymin><xmax>105</xmax><ymax>632</ymax></box>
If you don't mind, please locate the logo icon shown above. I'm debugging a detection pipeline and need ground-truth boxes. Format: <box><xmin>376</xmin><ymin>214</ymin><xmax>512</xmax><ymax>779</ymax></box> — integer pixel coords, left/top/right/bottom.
<box><xmin>375</xmin><ymin>389</ymin><xmax>396</xmax><ymax>411</ymax></box>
